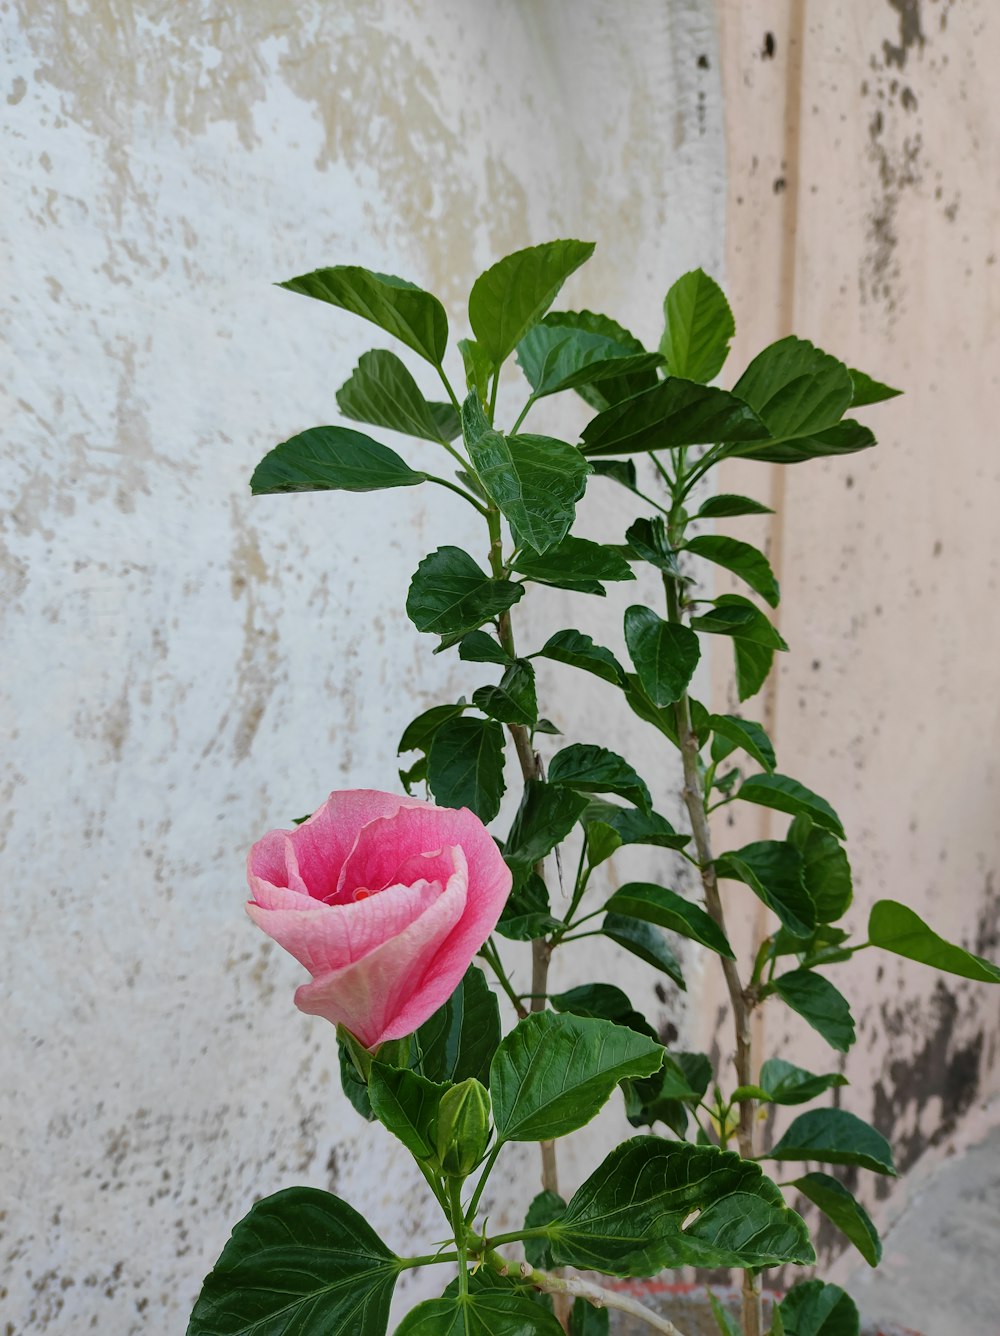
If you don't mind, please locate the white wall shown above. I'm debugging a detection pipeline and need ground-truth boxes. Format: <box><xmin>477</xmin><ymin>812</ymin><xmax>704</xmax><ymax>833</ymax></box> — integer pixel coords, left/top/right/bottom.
<box><xmin>1</xmin><ymin>3</ymin><xmax>726</xmax><ymax>1329</ymax></box>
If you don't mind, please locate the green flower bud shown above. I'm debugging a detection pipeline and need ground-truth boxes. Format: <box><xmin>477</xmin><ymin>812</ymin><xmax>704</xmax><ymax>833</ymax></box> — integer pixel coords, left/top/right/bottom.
<box><xmin>435</xmin><ymin>1078</ymin><xmax>492</xmax><ymax>1179</ymax></box>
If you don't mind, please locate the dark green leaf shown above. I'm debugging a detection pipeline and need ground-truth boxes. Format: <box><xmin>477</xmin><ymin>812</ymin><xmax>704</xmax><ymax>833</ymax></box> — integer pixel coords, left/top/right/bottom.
<box><xmin>251</xmin><ymin>425</ymin><xmax>426</xmax><ymax>495</ymax></box>
<box><xmin>733</xmin><ymin>638</ymin><xmax>774</xmax><ymax>702</ymax></box>
<box><xmin>589</xmin><ymin>458</ymin><xmax>640</xmax><ymax>492</ymax></box>
<box><xmin>427</xmin><ymin>715</ymin><xmax>506</xmax><ymax>822</ymax></box>
<box><xmin>398</xmin><ymin>701</ymin><xmax>467</xmax><ymax>755</ymax></box>
<box><xmin>624</xmin><ymin>605</ymin><xmax>701</xmax><ymax>707</ymax></box>
<box><xmin>187</xmin><ymin>1187</ymin><xmax>399</xmax><ymax>1336</ymax></box>
<box><xmin>777</xmin><ymin>1280</ymin><xmax>859</xmax><ymax>1336</ymax></box>
<box><xmin>514</xmin><ymin>536</ymin><xmax>634</xmax><ymax>594</ymax></box>
<box><xmin>849</xmin><ymin>367</ymin><xmax>902</xmax><ymax>407</ymax></box>
<box><xmin>738</xmin><ymin>774</ymin><xmax>844</xmax><ymax>838</ymax></box>
<box><xmin>709</xmin><ymin>714</ymin><xmax>776</xmax><ymax>772</ymax></box>
<box><xmin>547</xmin><ymin>1138</ymin><xmax>815</xmax><ymax>1275</ymax></box>
<box><xmin>399</xmin><ymin>756</ymin><xmax>427</xmax><ymax>795</ymax></box>
<box><xmin>622</xmin><ymin>675</ymin><xmax>681</xmax><ymax>745</ymax></box>
<box><xmin>605</xmin><ymin>882</ymin><xmax>735</xmax><ymax>958</ymax></box>
<box><xmin>733</xmin><ymin>336</ymin><xmax>853</xmax><ymax>439</ymax></box>
<box><xmin>517</xmin><ymin>320</ymin><xmax>663</xmax><ymax>400</ymax></box>
<box><xmin>602</xmin><ymin>914</ymin><xmax>685</xmax><ymax>988</ymax></box>
<box><xmin>696</xmin><ymin>492</ymin><xmax>774</xmax><ymax>519</ymax></box>
<box><xmin>406</xmin><ymin>546</ymin><xmax>524</xmax><ymax>643</ymax></box>
<box><xmin>580</xmin><ymin>379</ymin><xmax>771</xmax><ymax>456</ymax></box>
<box><xmin>536</xmin><ymin>629</ymin><xmax>627</xmax><ymax>686</ymax></box>
<box><xmin>473</xmin><ymin>660</ymin><xmax>538</xmax><ymax>727</ymax></box>
<box><xmin>505</xmin><ymin>780</ymin><xmax>588</xmax><ymax>875</ymax></box>
<box><xmin>524</xmin><ymin>1191</ymin><xmax>567</xmax><ymax>1269</ymax></box>
<box><xmin>769</xmin><ymin>1107</ymin><xmax>895</xmax><ymax>1175</ymax></box>
<box><xmin>458</xmin><ymin>630</ymin><xmax>514</xmax><ymax>666</ymax></box>
<box><xmin>428</xmin><ymin>401</ymin><xmax>462</xmax><ymax>441</ymax></box>
<box><xmin>868</xmin><ymin>900</ymin><xmax>1000</xmax><ymax>982</ymax></box>
<box><xmin>583</xmin><ymin>800</ymin><xmax>690</xmax><ymax>861</ymax></box>
<box><xmin>412</xmin><ymin>966</ymin><xmax>501</xmax><ymax>1086</ymax></box>
<box><xmin>793</xmin><ymin>821</ymin><xmax>853</xmax><ymax>923</ymax></box>
<box><xmin>462</xmin><ymin>393</ymin><xmax>591</xmax><ymax>553</ymax></box>
<box><xmin>732</xmin><ymin>1058</ymin><xmax>848</xmax><ymax>1106</ymax></box>
<box><xmin>659</xmin><ymin>269</ymin><xmax>735</xmax><ymax>383</ymax></box>
<box><xmin>490</xmin><ymin>1011</ymin><xmax>663</xmax><ymax>1143</ymax></box>
<box><xmin>550</xmin><ymin>984</ymin><xmax>656</xmax><ymax>1039</ymax></box>
<box><xmin>459</xmin><ymin>338</ymin><xmax>491</xmax><ymax>401</ymax></box>
<box><xmin>735</xmin><ymin>419</ymin><xmax>876</xmax><ymax>465</ymax></box>
<box><xmin>280</xmin><ymin>265</ymin><xmax>447</xmax><ymax>365</ymax></box>
<box><xmin>792</xmin><ymin>1172</ymin><xmax>881</xmax><ymax>1266</ymax></box>
<box><xmin>368</xmin><ymin>1064</ymin><xmax>449</xmax><ymax>1161</ymax></box>
<box><xmin>335</xmin><ymin>349</ymin><xmax>452</xmax><ymax>443</ymax></box>
<box><xmin>338</xmin><ymin>1037</ymin><xmax>375</xmax><ymax>1121</ymax></box>
<box><xmin>690</xmin><ymin>594</ymin><xmax>788</xmax><ymax>648</ymax></box>
<box><xmin>708</xmin><ymin>1292</ymin><xmax>742</xmax><ymax>1336</ymax></box>
<box><xmin>548</xmin><ymin>743</ymin><xmax>652</xmax><ymax>812</ymax></box>
<box><xmin>469</xmin><ymin>240</ymin><xmax>596</xmax><ymax>368</ymax></box>
<box><xmin>685</xmin><ymin>535</ymin><xmax>780</xmax><ymax>607</ymax></box>
<box><xmin>716</xmin><ymin>842</ymin><xmax>816</xmax><ymax>939</ymax></box>
<box><xmin>396</xmin><ymin>1293</ymin><xmax>564</xmax><ymax>1336</ymax></box>
<box><xmin>570</xmin><ymin>1296</ymin><xmax>610</xmax><ymax>1336</ymax></box>
<box><xmin>624</xmin><ymin>516</ymin><xmax>683</xmax><ymax>575</ymax></box>
<box><xmin>496</xmin><ymin>870</ymin><xmax>563</xmax><ymax>942</ymax></box>
<box><xmin>772</xmin><ymin>971</ymin><xmax>856</xmax><ymax>1052</ymax></box>
<box><xmin>536</xmin><ymin>310</ymin><xmax>655</xmax><ymax>410</ymax></box>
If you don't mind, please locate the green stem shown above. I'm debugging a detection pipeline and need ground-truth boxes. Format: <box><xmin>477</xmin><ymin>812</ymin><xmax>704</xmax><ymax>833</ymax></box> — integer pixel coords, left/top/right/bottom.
<box><xmin>448</xmin><ymin>1179</ymin><xmax>470</xmax><ymax>1299</ymax></box>
<box><xmin>549</xmin><ymin>834</ymin><xmax>591</xmax><ymax>948</ymax></box>
<box><xmin>398</xmin><ymin>1251</ymin><xmax>462</xmax><ymax>1270</ymax></box>
<box><xmin>480</xmin><ymin>940</ymin><xmax>527</xmax><ymax>1019</ymax></box>
<box><xmin>424</xmin><ymin>473</ymin><xmax>489</xmax><ymax>516</ymax></box>
<box><xmin>436</xmin><ymin>363</ymin><xmax>463</xmax><ymax>416</ymax></box>
<box><xmin>487</xmin><ymin>370</ymin><xmax>500</xmax><ymax>425</ymax></box>
<box><xmin>415</xmin><ymin>1159</ymin><xmax>450</xmax><ymax>1218</ymax></box>
<box><xmin>510</xmin><ymin>394</ymin><xmax>535</xmax><ymax>433</ymax></box>
<box><xmin>465</xmin><ymin>1142</ymin><xmax>503</xmax><ymax>1224</ymax></box>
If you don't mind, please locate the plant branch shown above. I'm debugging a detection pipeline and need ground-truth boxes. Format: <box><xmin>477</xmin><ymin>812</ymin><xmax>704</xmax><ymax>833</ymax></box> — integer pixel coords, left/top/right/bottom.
<box><xmin>424</xmin><ymin>473</ymin><xmax>490</xmax><ymax>516</ymax></box>
<box><xmin>480</xmin><ymin>939</ymin><xmax>528</xmax><ymax>1019</ymax></box>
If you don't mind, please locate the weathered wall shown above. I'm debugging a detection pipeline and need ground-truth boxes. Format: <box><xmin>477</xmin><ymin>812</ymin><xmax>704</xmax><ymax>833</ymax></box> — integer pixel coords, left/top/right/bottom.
<box><xmin>712</xmin><ymin>0</ymin><xmax>1000</xmax><ymax>1277</ymax></box>
<box><xmin>1</xmin><ymin>2</ymin><xmax>726</xmax><ymax>1330</ymax></box>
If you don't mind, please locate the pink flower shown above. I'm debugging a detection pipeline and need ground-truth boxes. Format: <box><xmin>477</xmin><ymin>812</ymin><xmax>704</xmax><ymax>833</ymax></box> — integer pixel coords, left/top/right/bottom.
<box><xmin>246</xmin><ymin>790</ymin><xmax>511</xmax><ymax>1049</ymax></box>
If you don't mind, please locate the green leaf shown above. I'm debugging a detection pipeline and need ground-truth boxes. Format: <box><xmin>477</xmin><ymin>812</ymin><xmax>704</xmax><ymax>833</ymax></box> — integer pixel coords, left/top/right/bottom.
<box><xmin>622</xmin><ymin>675</ymin><xmax>681</xmax><ymax>745</ymax></box>
<box><xmin>462</xmin><ymin>393</ymin><xmax>591</xmax><ymax>553</ymax></box>
<box><xmin>279</xmin><ymin>265</ymin><xmax>447</xmax><ymax>365</ymax></box>
<box><xmin>735</xmin><ymin>419</ymin><xmax>876</xmax><ymax>465</ymax></box>
<box><xmin>624</xmin><ymin>517</ymin><xmax>683</xmax><ymax>575</ymax></box>
<box><xmin>406</xmin><ymin>546</ymin><xmax>524</xmax><ymax>643</ymax></box>
<box><xmin>868</xmin><ymin>900</ymin><xmax>1000</xmax><ymax>982</ymax></box>
<box><xmin>605</xmin><ymin>883</ymin><xmax>735</xmax><ymax>958</ymax></box>
<box><xmin>602</xmin><ymin>914</ymin><xmax>686</xmax><ymax>988</ymax></box>
<box><xmin>590</xmin><ymin>458</ymin><xmax>640</xmax><ymax>492</ymax></box>
<box><xmin>459</xmin><ymin>338</ymin><xmax>492</xmax><ymax>402</ymax></box>
<box><xmin>690</xmin><ymin>594</ymin><xmax>788</xmax><ymax>648</ymax></box>
<box><xmin>659</xmin><ymin>269</ymin><xmax>735</xmax><ymax>383</ymax></box>
<box><xmin>696</xmin><ymin>492</ymin><xmax>774</xmax><ymax>519</ymax></box>
<box><xmin>580</xmin><ymin>378</ymin><xmax>771</xmax><ymax>456</ymax></box>
<box><xmin>716</xmin><ymin>842</ymin><xmax>816</xmax><ymax>939</ymax></box>
<box><xmin>793</xmin><ymin>821</ymin><xmax>853</xmax><ymax>923</ymax></box>
<box><xmin>514</xmin><ymin>536</ymin><xmax>635</xmax><ymax>593</ymax></box>
<box><xmin>490</xmin><ymin>1011</ymin><xmax>663</xmax><ymax>1143</ymax></box>
<box><xmin>427</xmin><ymin>716</ymin><xmax>506</xmax><ymax>822</ymax></box>
<box><xmin>411</xmin><ymin>965</ymin><xmax>501</xmax><ymax>1086</ymax></box>
<box><xmin>791</xmin><ymin>1173</ymin><xmax>882</xmax><ymax>1267</ymax></box>
<box><xmin>536</xmin><ymin>629</ymin><xmax>627</xmax><ymax>686</ymax></box>
<box><xmin>583</xmin><ymin>800</ymin><xmax>690</xmax><ymax>861</ymax></box>
<box><xmin>738</xmin><ymin>774</ymin><xmax>845</xmax><ymax>839</ymax></box>
<box><xmin>708</xmin><ymin>1291</ymin><xmax>742</xmax><ymax>1336</ymax></box>
<box><xmin>685</xmin><ymin>535</ymin><xmax>780</xmax><ymax>607</ymax></box>
<box><xmin>367</xmin><ymin>1064</ymin><xmax>449</xmax><ymax>1162</ymax></box>
<box><xmin>469</xmin><ymin>239</ymin><xmax>596</xmax><ymax>368</ymax></box>
<box><xmin>547</xmin><ymin>1137</ymin><xmax>815</xmax><ymax>1275</ymax></box>
<box><xmin>335</xmin><ymin>349</ymin><xmax>452</xmax><ymax>444</ymax></box>
<box><xmin>536</xmin><ymin>310</ymin><xmax>657</xmax><ymax>410</ymax></box>
<box><xmin>398</xmin><ymin>701</ymin><xmax>467</xmax><ymax>756</ymax></box>
<box><xmin>709</xmin><ymin>715</ymin><xmax>776</xmax><ymax>773</ymax></box>
<box><xmin>772</xmin><ymin>970</ymin><xmax>856</xmax><ymax>1052</ymax></box>
<box><xmin>187</xmin><ymin>1187</ymin><xmax>399</xmax><ymax>1336</ymax></box>
<box><xmin>396</xmin><ymin>1293</ymin><xmax>564</xmax><ymax>1336</ymax></box>
<box><xmin>496</xmin><ymin>871</ymin><xmax>563</xmax><ymax>942</ymax></box>
<box><xmin>570</xmin><ymin>1296</ymin><xmax>610</xmax><ymax>1336</ymax></box>
<box><xmin>524</xmin><ymin>1190</ymin><xmax>567</xmax><ymax>1269</ymax></box>
<box><xmin>733</xmin><ymin>1058</ymin><xmax>848</xmax><ymax>1106</ymax></box>
<box><xmin>849</xmin><ymin>367</ymin><xmax>902</xmax><ymax>407</ymax></box>
<box><xmin>251</xmin><ymin>425</ymin><xmax>426</xmax><ymax>495</ymax></box>
<box><xmin>733</xmin><ymin>336</ymin><xmax>853</xmax><ymax>439</ymax></box>
<box><xmin>776</xmin><ymin>1280</ymin><xmax>859</xmax><ymax>1336</ymax></box>
<box><xmin>516</xmin><ymin>320</ymin><xmax>663</xmax><ymax>400</ymax></box>
<box><xmin>624</xmin><ymin>1053</ymin><xmax>711</xmax><ymax>1134</ymax></box>
<box><xmin>548</xmin><ymin>743</ymin><xmax>652</xmax><ymax>812</ymax></box>
<box><xmin>505</xmin><ymin>780</ymin><xmax>588</xmax><ymax>875</ymax></box>
<box><xmin>623</xmin><ymin>605</ymin><xmax>701</xmax><ymax>707</ymax></box>
<box><xmin>473</xmin><ymin>660</ymin><xmax>538</xmax><ymax>727</ymax></box>
<box><xmin>550</xmin><ymin>983</ymin><xmax>657</xmax><ymax>1039</ymax></box>
<box><xmin>338</xmin><ymin>1036</ymin><xmax>375</xmax><ymax>1121</ymax></box>
<box><xmin>458</xmin><ymin>630</ymin><xmax>514</xmax><ymax>665</ymax></box>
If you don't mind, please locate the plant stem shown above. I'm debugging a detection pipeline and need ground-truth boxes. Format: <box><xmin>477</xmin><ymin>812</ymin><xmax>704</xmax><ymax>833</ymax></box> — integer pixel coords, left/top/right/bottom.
<box><xmin>479</xmin><ymin>1247</ymin><xmax>690</xmax><ymax>1335</ymax></box>
<box><xmin>424</xmin><ymin>473</ymin><xmax>490</xmax><ymax>516</ymax></box>
<box><xmin>398</xmin><ymin>1251</ymin><xmax>461</xmax><ymax>1269</ymax></box>
<box><xmin>448</xmin><ymin>1179</ymin><xmax>470</xmax><ymax>1298</ymax></box>
<box><xmin>465</xmin><ymin>1142</ymin><xmax>503</xmax><ymax>1225</ymax></box>
<box><xmin>480</xmin><ymin>939</ymin><xmax>528</xmax><ymax>1019</ymax></box>
<box><xmin>663</xmin><ymin>533</ymin><xmax>762</xmax><ymax>1336</ymax></box>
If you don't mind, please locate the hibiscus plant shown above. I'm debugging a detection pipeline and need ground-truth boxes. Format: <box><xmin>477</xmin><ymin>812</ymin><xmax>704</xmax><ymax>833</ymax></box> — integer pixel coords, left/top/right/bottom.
<box><xmin>188</xmin><ymin>242</ymin><xmax>1000</xmax><ymax>1336</ymax></box>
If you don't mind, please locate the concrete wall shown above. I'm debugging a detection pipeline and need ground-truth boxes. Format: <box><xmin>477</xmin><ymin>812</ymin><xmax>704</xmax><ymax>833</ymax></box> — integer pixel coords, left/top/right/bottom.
<box><xmin>1</xmin><ymin>2</ymin><xmax>725</xmax><ymax>1330</ymax></box>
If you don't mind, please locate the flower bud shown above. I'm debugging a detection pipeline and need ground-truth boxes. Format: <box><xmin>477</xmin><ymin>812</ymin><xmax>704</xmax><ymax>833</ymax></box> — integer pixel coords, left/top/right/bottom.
<box><xmin>435</xmin><ymin>1078</ymin><xmax>492</xmax><ymax>1178</ymax></box>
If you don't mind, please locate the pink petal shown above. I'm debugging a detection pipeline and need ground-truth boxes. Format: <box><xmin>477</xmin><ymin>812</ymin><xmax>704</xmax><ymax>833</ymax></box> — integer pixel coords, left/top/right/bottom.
<box><xmin>336</xmin><ymin>804</ymin><xmax>501</xmax><ymax>900</ymax></box>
